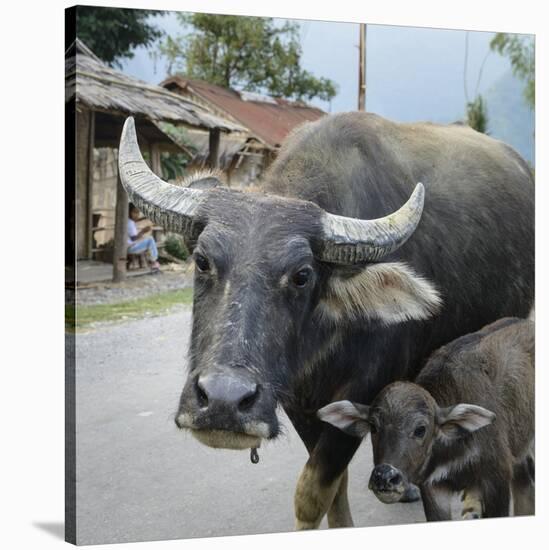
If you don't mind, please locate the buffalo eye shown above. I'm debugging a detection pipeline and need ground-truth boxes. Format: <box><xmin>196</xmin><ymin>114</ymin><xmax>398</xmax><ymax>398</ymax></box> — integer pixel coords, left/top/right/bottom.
<box><xmin>413</xmin><ymin>425</ymin><xmax>426</xmax><ymax>438</ymax></box>
<box><xmin>292</xmin><ymin>267</ymin><xmax>313</xmax><ymax>288</ymax></box>
<box><xmin>194</xmin><ymin>253</ymin><xmax>210</xmax><ymax>273</ymax></box>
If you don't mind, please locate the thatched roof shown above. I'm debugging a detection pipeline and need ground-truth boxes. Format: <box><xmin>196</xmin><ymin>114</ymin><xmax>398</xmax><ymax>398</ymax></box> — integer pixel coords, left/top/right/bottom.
<box><xmin>65</xmin><ymin>39</ymin><xmax>244</xmax><ymax>133</ymax></box>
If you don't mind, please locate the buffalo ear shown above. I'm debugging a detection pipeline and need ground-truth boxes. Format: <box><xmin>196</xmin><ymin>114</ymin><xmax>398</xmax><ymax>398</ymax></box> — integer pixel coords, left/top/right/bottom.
<box><xmin>317</xmin><ymin>400</ymin><xmax>371</xmax><ymax>438</ymax></box>
<box><xmin>319</xmin><ymin>262</ymin><xmax>442</xmax><ymax>325</ymax></box>
<box><xmin>436</xmin><ymin>404</ymin><xmax>495</xmax><ymax>440</ymax></box>
<box><xmin>181</xmin><ymin>169</ymin><xmax>224</xmax><ymax>190</ymax></box>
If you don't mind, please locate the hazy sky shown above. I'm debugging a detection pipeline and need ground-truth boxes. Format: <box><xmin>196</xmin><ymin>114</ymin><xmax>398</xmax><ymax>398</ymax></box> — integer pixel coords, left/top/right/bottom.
<box><xmin>120</xmin><ymin>12</ymin><xmax>516</xmax><ymax>123</ymax></box>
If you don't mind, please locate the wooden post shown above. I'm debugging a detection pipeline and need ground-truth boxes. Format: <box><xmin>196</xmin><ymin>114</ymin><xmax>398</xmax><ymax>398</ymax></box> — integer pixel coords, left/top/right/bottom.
<box><xmin>112</xmin><ymin>173</ymin><xmax>128</xmax><ymax>282</ymax></box>
<box><xmin>207</xmin><ymin>128</ymin><xmax>220</xmax><ymax>169</ymax></box>
<box><xmin>364</xmin><ymin>25</ymin><xmax>368</xmax><ymax>109</ymax></box>
<box><xmin>150</xmin><ymin>142</ymin><xmax>163</xmax><ymax>177</ymax></box>
<box><xmin>86</xmin><ymin>111</ymin><xmax>95</xmax><ymax>257</ymax></box>
<box><xmin>66</xmin><ymin>100</ymin><xmax>76</xmax><ymax>268</ymax></box>
<box><xmin>75</xmin><ymin>108</ymin><xmax>90</xmax><ymax>259</ymax></box>
<box><xmin>358</xmin><ymin>24</ymin><xmax>366</xmax><ymax>111</ymax></box>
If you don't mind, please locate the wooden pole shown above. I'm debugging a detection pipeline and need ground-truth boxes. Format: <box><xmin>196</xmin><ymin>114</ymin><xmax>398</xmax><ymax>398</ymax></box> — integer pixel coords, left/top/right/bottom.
<box><xmin>149</xmin><ymin>142</ymin><xmax>163</xmax><ymax>177</ymax></box>
<box><xmin>358</xmin><ymin>24</ymin><xmax>366</xmax><ymax>111</ymax></box>
<box><xmin>86</xmin><ymin>111</ymin><xmax>95</xmax><ymax>258</ymax></box>
<box><xmin>364</xmin><ymin>24</ymin><xmax>368</xmax><ymax>110</ymax></box>
<box><xmin>207</xmin><ymin>128</ymin><xmax>220</xmax><ymax>169</ymax></box>
<box><xmin>112</xmin><ymin>172</ymin><xmax>128</xmax><ymax>282</ymax></box>
<box><xmin>66</xmin><ymin>100</ymin><xmax>76</xmax><ymax>268</ymax></box>
<box><xmin>75</xmin><ymin>108</ymin><xmax>90</xmax><ymax>259</ymax></box>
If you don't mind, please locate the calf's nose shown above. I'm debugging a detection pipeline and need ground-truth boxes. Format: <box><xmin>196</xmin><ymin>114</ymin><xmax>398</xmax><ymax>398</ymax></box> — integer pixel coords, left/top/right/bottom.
<box><xmin>369</xmin><ymin>463</ymin><xmax>404</xmax><ymax>491</ymax></box>
<box><xmin>196</xmin><ymin>373</ymin><xmax>259</xmax><ymax>412</ymax></box>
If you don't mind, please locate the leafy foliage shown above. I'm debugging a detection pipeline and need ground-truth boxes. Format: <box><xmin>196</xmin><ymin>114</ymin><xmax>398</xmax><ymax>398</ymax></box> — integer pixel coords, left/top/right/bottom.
<box><xmin>161</xmin><ymin>153</ymin><xmax>189</xmax><ymax>181</ymax></box>
<box><xmin>76</xmin><ymin>7</ymin><xmax>164</xmax><ymax>67</ymax></box>
<box><xmin>164</xmin><ymin>234</ymin><xmax>189</xmax><ymax>261</ymax></box>
<box><xmin>490</xmin><ymin>33</ymin><xmax>534</xmax><ymax>108</ymax></box>
<box><xmin>467</xmin><ymin>95</ymin><xmax>489</xmax><ymax>134</ymax></box>
<box><xmin>155</xmin><ymin>123</ymin><xmax>195</xmax><ymax>180</ymax></box>
<box><xmin>155</xmin><ymin>13</ymin><xmax>337</xmax><ymax>102</ymax></box>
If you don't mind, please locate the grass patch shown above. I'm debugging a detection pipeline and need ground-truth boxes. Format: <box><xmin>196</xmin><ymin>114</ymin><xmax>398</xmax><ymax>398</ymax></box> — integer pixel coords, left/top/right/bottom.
<box><xmin>66</xmin><ymin>288</ymin><xmax>193</xmax><ymax>330</ymax></box>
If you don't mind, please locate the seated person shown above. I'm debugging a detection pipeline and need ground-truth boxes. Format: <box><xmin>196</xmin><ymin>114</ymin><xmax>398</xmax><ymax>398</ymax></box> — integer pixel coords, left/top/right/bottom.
<box><xmin>127</xmin><ymin>203</ymin><xmax>160</xmax><ymax>271</ymax></box>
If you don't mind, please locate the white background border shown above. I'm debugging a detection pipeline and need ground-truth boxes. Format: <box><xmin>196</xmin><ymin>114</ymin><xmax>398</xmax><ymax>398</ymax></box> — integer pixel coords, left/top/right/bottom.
<box><xmin>1</xmin><ymin>1</ymin><xmax>546</xmax><ymax>549</ymax></box>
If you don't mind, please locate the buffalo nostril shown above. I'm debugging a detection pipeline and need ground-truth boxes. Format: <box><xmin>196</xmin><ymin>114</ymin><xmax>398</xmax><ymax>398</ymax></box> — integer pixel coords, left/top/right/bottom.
<box><xmin>389</xmin><ymin>473</ymin><xmax>402</xmax><ymax>485</ymax></box>
<box><xmin>238</xmin><ymin>385</ymin><xmax>259</xmax><ymax>412</ymax></box>
<box><xmin>195</xmin><ymin>379</ymin><xmax>209</xmax><ymax>408</ymax></box>
<box><xmin>373</xmin><ymin>468</ymin><xmax>383</xmax><ymax>482</ymax></box>
<box><xmin>371</xmin><ymin>464</ymin><xmax>403</xmax><ymax>489</ymax></box>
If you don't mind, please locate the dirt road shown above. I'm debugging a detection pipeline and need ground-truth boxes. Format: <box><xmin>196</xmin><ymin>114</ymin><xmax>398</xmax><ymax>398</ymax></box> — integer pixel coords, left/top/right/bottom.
<box><xmin>74</xmin><ymin>310</ymin><xmax>426</xmax><ymax>545</ymax></box>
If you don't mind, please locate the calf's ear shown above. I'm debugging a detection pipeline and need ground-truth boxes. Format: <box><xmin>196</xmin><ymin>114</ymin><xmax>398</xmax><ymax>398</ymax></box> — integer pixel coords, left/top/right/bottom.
<box><xmin>436</xmin><ymin>404</ymin><xmax>496</xmax><ymax>440</ymax></box>
<box><xmin>317</xmin><ymin>400</ymin><xmax>371</xmax><ymax>438</ymax></box>
<box><xmin>319</xmin><ymin>262</ymin><xmax>442</xmax><ymax>325</ymax></box>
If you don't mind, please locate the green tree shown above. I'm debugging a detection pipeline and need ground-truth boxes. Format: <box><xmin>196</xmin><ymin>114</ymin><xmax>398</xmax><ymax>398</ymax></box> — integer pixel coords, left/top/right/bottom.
<box><xmin>490</xmin><ymin>33</ymin><xmax>534</xmax><ymax>108</ymax></box>
<box><xmin>466</xmin><ymin>95</ymin><xmax>489</xmax><ymax>134</ymax></box>
<box><xmin>76</xmin><ymin>7</ymin><xmax>164</xmax><ymax>67</ymax></box>
<box><xmin>155</xmin><ymin>13</ymin><xmax>337</xmax><ymax>102</ymax></box>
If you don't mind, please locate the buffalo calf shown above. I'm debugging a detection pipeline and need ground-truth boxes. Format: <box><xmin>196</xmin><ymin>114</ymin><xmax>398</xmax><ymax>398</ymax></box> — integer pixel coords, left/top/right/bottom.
<box><xmin>318</xmin><ymin>318</ymin><xmax>535</xmax><ymax>521</ymax></box>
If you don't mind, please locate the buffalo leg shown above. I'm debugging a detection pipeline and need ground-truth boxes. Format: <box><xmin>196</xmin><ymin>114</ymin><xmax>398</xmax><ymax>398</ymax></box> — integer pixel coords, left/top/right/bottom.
<box><xmin>420</xmin><ymin>484</ymin><xmax>452</xmax><ymax>522</ymax></box>
<box><xmin>327</xmin><ymin>468</ymin><xmax>354</xmax><ymax>527</ymax></box>
<box><xmin>511</xmin><ymin>459</ymin><xmax>535</xmax><ymax>516</ymax></box>
<box><xmin>461</xmin><ymin>487</ymin><xmax>483</xmax><ymax>519</ymax></box>
<box><xmin>481</xmin><ymin>477</ymin><xmax>511</xmax><ymax>518</ymax></box>
<box><xmin>294</xmin><ymin>427</ymin><xmax>360</xmax><ymax>529</ymax></box>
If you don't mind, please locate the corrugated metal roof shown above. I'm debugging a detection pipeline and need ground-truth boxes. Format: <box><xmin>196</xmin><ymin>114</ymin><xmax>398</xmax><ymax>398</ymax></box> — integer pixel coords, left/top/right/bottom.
<box><xmin>65</xmin><ymin>39</ymin><xmax>245</xmax><ymax>133</ymax></box>
<box><xmin>161</xmin><ymin>76</ymin><xmax>326</xmax><ymax>149</ymax></box>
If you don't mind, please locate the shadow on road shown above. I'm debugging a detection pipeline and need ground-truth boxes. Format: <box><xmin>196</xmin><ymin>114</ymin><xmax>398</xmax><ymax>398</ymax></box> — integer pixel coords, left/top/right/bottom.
<box><xmin>33</xmin><ymin>522</ymin><xmax>64</xmax><ymax>540</ymax></box>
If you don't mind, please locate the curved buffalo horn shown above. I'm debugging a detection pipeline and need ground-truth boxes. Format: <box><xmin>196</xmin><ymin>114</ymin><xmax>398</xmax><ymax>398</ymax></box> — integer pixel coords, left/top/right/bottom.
<box><xmin>118</xmin><ymin>117</ymin><xmax>204</xmax><ymax>237</ymax></box>
<box><xmin>319</xmin><ymin>183</ymin><xmax>425</xmax><ymax>264</ymax></box>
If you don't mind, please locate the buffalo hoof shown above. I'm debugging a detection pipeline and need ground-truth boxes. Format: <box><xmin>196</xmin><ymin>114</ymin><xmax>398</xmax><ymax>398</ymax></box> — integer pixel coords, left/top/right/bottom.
<box><xmin>399</xmin><ymin>484</ymin><xmax>421</xmax><ymax>503</ymax></box>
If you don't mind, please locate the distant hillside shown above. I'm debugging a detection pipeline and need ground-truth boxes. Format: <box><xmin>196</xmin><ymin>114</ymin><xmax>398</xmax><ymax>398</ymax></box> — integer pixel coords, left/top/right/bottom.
<box><xmin>484</xmin><ymin>70</ymin><xmax>534</xmax><ymax>164</ymax></box>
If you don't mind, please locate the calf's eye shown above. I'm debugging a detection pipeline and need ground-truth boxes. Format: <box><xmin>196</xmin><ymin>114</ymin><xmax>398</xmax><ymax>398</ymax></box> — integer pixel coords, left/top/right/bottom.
<box><xmin>194</xmin><ymin>253</ymin><xmax>210</xmax><ymax>272</ymax></box>
<box><xmin>414</xmin><ymin>426</ymin><xmax>426</xmax><ymax>438</ymax></box>
<box><xmin>292</xmin><ymin>267</ymin><xmax>313</xmax><ymax>288</ymax></box>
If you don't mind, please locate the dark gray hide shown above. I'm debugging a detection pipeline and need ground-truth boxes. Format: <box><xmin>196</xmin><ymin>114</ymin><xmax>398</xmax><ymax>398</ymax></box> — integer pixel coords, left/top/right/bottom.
<box><xmin>119</xmin><ymin>112</ymin><xmax>534</xmax><ymax>526</ymax></box>
<box><xmin>320</xmin><ymin>318</ymin><xmax>535</xmax><ymax>520</ymax></box>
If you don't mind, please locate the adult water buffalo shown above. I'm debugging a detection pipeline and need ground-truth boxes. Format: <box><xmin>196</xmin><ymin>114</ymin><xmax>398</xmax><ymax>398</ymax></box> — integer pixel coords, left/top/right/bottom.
<box><xmin>118</xmin><ymin>113</ymin><xmax>534</xmax><ymax>530</ymax></box>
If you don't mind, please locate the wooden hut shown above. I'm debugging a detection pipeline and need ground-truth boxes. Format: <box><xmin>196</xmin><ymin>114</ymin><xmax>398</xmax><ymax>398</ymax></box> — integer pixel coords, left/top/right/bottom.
<box><xmin>65</xmin><ymin>39</ymin><xmax>244</xmax><ymax>281</ymax></box>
